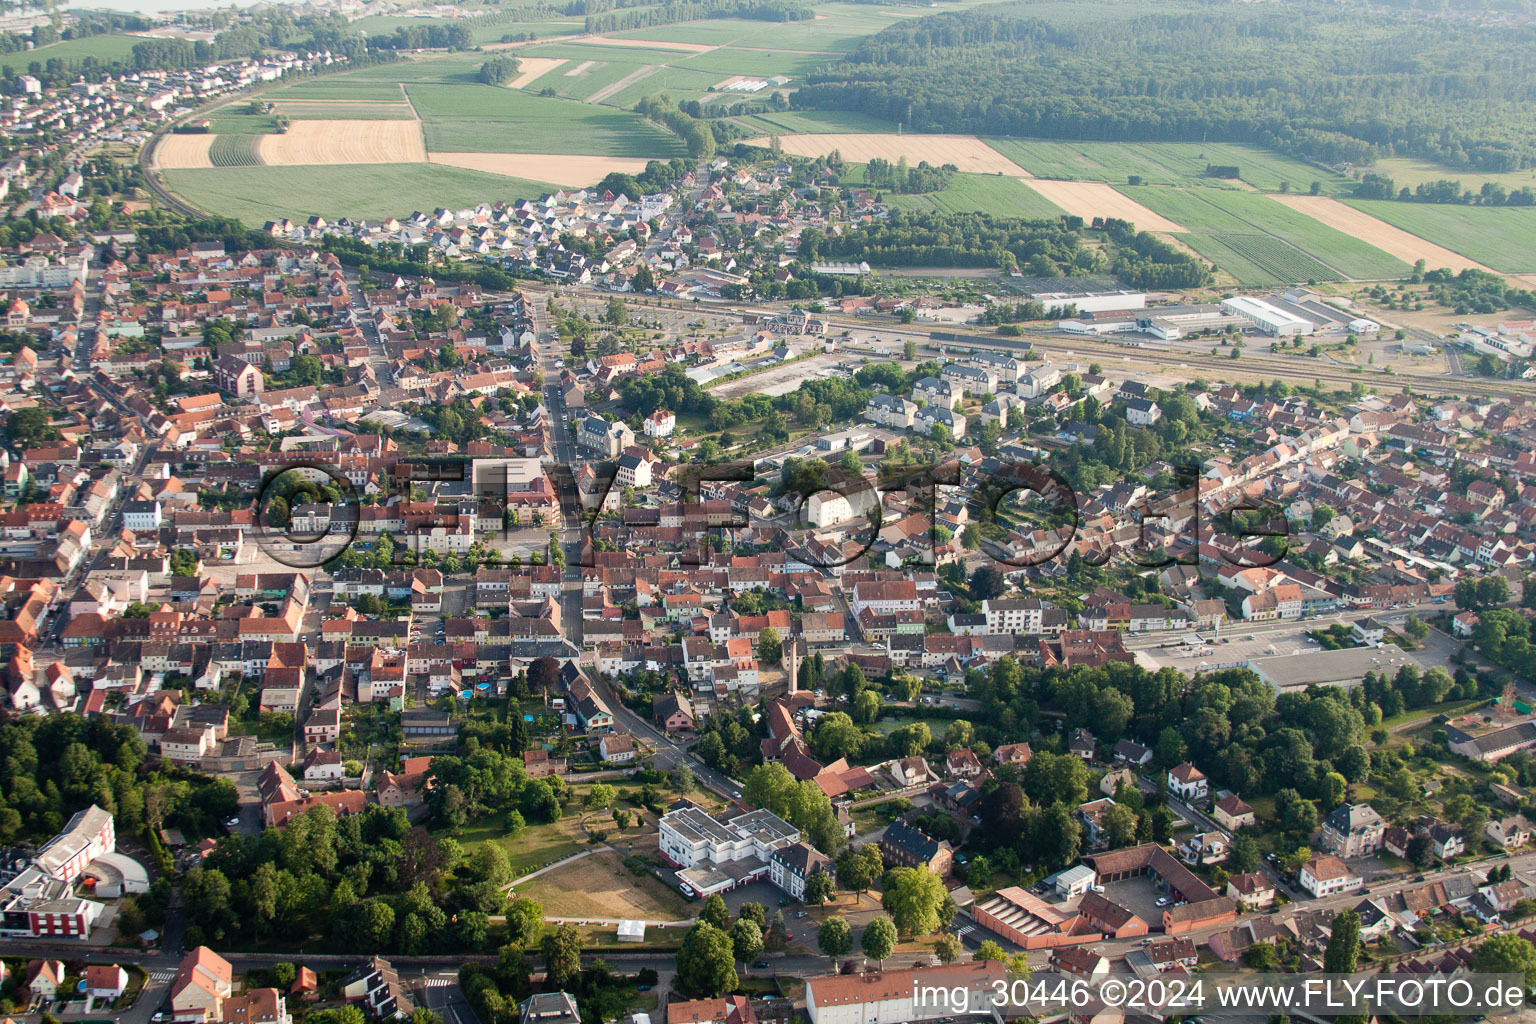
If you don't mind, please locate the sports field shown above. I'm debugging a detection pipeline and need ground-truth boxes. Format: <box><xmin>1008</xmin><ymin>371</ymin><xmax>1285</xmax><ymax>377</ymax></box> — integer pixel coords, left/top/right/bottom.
<box><xmin>885</xmin><ymin>173</ymin><xmax>1066</xmax><ymax>220</ymax></box>
<box><xmin>1340</xmin><ymin>200</ymin><xmax>1536</xmax><ymax>273</ymax></box>
<box><xmin>161</xmin><ymin>164</ymin><xmax>558</xmax><ymax>224</ymax></box>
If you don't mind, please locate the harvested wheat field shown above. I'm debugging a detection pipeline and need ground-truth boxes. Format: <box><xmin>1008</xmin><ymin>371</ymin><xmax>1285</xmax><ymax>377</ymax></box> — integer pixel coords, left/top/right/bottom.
<box><xmin>507</xmin><ymin>58</ymin><xmax>567</xmax><ymax>88</ymax></box>
<box><xmin>258</xmin><ymin>120</ymin><xmax>426</xmax><ymax>166</ymax></box>
<box><xmin>154</xmin><ymin>133</ymin><xmax>215</xmax><ymax>169</ymax></box>
<box><xmin>585</xmin><ymin>34</ymin><xmax>714</xmax><ymax>52</ymax></box>
<box><xmin>515</xmin><ymin>850</ymin><xmax>692</xmax><ymax>919</ymax></box>
<box><xmin>1268</xmin><ymin>195</ymin><xmax>1492</xmax><ymax>274</ymax></box>
<box><xmin>431</xmin><ymin>152</ymin><xmax>651</xmax><ymax>186</ymax></box>
<box><xmin>1026</xmin><ymin>180</ymin><xmax>1187</xmax><ymax>232</ymax></box>
<box><xmin>751</xmin><ymin>133</ymin><xmax>1031</xmax><ymax>176</ymax></box>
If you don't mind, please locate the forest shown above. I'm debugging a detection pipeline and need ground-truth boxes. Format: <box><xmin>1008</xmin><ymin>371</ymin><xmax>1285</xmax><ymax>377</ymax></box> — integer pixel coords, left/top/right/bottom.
<box><xmin>806</xmin><ymin>210</ymin><xmax>1210</xmax><ymax>288</ymax></box>
<box><xmin>792</xmin><ymin>0</ymin><xmax>1536</xmax><ymax>172</ymax></box>
<box><xmin>586</xmin><ymin>0</ymin><xmax>813</xmax><ymax>33</ymax></box>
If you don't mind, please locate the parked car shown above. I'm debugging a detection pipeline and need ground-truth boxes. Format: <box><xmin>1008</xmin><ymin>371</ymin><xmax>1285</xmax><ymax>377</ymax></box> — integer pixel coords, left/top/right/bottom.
<box><xmin>1156</xmin><ymin>896</ymin><xmax>1171</xmax><ymax>907</ymax></box>
<box><xmin>752</xmin><ymin>961</ymin><xmax>770</xmax><ymax>970</ymax></box>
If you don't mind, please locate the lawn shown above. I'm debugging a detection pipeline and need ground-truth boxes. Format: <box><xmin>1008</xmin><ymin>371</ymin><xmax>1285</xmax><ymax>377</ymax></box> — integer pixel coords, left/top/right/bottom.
<box><xmin>450</xmin><ymin>808</ymin><xmax>590</xmax><ymax>873</ymax></box>
<box><xmin>161</xmin><ymin>163</ymin><xmax>558</xmax><ymax>225</ymax></box>
<box><xmin>405</xmin><ymin>84</ymin><xmax>685</xmax><ymax>155</ymax></box>
<box><xmin>516</xmin><ymin>849</ymin><xmax>693</xmax><ymax>920</ymax></box>
<box><xmin>887</xmin><ymin>173</ymin><xmax>1066</xmax><ymax>220</ymax></box>
<box><xmin>11</xmin><ymin>32</ymin><xmax>142</xmax><ymax>65</ymax></box>
<box><xmin>1343</xmin><ymin>200</ymin><xmax>1536</xmax><ymax>273</ymax></box>
<box><xmin>1125</xmin><ymin>186</ymin><xmax>1409</xmax><ymax>280</ymax></box>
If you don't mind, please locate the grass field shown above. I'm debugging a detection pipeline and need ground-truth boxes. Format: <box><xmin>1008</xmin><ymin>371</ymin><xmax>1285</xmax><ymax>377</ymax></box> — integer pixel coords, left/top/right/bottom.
<box><xmin>1125</xmin><ymin>186</ymin><xmax>1409</xmax><ymax>280</ymax></box>
<box><xmin>407</xmin><ymin>83</ymin><xmax>684</xmax><ymax>155</ymax></box>
<box><xmin>983</xmin><ymin>138</ymin><xmax>1351</xmax><ymax>194</ymax></box>
<box><xmin>161</xmin><ymin>163</ymin><xmax>557</xmax><ymax>225</ymax></box>
<box><xmin>13</xmin><ymin>32</ymin><xmax>142</xmax><ymax>65</ymax></box>
<box><xmin>449</xmin><ymin>809</ymin><xmax>589</xmax><ymax>874</ymax></box>
<box><xmin>1365</xmin><ymin>157</ymin><xmax>1536</xmax><ymax>195</ymax></box>
<box><xmin>887</xmin><ymin>173</ymin><xmax>1066</xmax><ymax>219</ymax></box>
<box><xmin>516</xmin><ymin>850</ymin><xmax>693</xmax><ymax>920</ymax></box>
<box><xmin>1342</xmin><ymin>200</ymin><xmax>1536</xmax><ymax>273</ymax></box>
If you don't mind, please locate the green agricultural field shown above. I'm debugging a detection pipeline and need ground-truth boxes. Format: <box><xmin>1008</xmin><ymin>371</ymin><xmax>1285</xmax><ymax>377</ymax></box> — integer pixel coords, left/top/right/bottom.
<box><xmin>887</xmin><ymin>173</ymin><xmax>1066</xmax><ymax>220</ymax></box>
<box><xmin>604</xmin><ymin>66</ymin><xmax>720</xmax><ymax>109</ymax></box>
<box><xmin>728</xmin><ymin>110</ymin><xmax>898</xmax><ymax>135</ymax></box>
<box><xmin>541</xmin><ymin>59</ymin><xmax>646</xmax><ymax>101</ymax></box>
<box><xmin>272</xmin><ymin>101</ymin><xmax>416</xmax><ymax>120</ymax></box>
<box><xmin>267</xmin><ymin>77</ymin><xmax>411</xmax><ymax>103</ymax></box>
<box><xmin>1119</xmin><ymin>186</ymin><xmax>1255</xmax><ymax>232</ymax></box>
<box><xmin>208</xmin><ymin>134</ymin><xmax>263</xmax><ymax>167</ymax></box>
<box><xmin>1177</xmin><ymin>234</ymin><xmax>1285</xmax><ymax>286</ymax></box>
<box><xmin>7</xmin><ymin>33</ymin><xmax>142</xmax><ymax>66</ymax></box>
<box><xmin>470</xmin><ymin>18</ymin><xmax>587</xmax><ymax>45</ymax></box>
<box><xmin>201</xmin><ymin>109</ymin><xmax>280</xmax><ymax>134</ymax></box>
<box><xmin>1195</xmin><ymin>190</ymin><xmax>1410</xmax><ymax>279</ymax></box>
<box><xmin>1178</xmin><ymin>233</ymin><xmax>1337</xmax><ymax>286</ymax></box>
<box><xmin>161</xmin><ymin>163</ymin><xmax>558</xmax><ymax>225</ymax></box>
<box><xmin>609</xmin><ymin>3</ymin><xmax>905</xmax><ymax>51</ymax></box>
<box><xmin>662</xmin><ymin>47</ymin><xmax>830</xmax><ymax>79</ymax></box>
<box><xmin>984</xmin><ymin>138</ymin><xmax>1351</xmax><ymax>194</ymax></box>
<box><xmin>1126</xmin><ymin>186</ymin><xmax>1408</xmax><ymax>280</ymax></box>
<box><xmin>522</xmin><ymin>40</ymin><xmax>718</xmax><ymax>65</ymax></box>
<box><xmin>406</xmin><ymin>83</ymin><xmax>684</xmax><ymax>155</ymax></box>
<box><xmin>1343</xmin><ymin>200</ymin><xmax>1536</xmax><ymax>273</ymax></box>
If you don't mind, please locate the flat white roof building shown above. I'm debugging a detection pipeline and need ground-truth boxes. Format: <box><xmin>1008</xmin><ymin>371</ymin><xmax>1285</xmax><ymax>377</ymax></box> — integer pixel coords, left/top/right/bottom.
<box><xmin>1222</xmin><ymin>296</ymin><xmax>1314</xmax><ymax>338</ymax></box>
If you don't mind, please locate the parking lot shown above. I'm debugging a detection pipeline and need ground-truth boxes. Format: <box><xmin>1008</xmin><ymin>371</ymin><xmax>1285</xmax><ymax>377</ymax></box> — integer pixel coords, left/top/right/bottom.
<box><xmin>1130</xmin><ymin>622</ymin><xmax>1327</xmax><ymax>675</ymax></box>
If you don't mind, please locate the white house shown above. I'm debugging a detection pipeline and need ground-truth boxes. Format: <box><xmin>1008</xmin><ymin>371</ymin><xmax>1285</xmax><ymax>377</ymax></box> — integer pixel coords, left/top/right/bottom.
<box><xmin>1167</xmin><ymin>762</ymin><xmax>1209</xmax><ymax>802</ymax></box>
<box><xmin>1299</xmin><ymin>853</ymin><xmax>1362</xmax><ymax>898</ymax></box>
<box><xmin>644</xmin><ymin>409</ymin><xmax>676</xmax><ymax>437</ymax></box>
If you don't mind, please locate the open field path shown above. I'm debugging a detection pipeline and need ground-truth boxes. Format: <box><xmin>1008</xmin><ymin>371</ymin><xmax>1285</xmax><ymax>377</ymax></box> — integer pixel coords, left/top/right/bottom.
<box><xmin>587</xmin><ymin>64</ymin><xmax>661</xmax><ymax>103</ymax></box>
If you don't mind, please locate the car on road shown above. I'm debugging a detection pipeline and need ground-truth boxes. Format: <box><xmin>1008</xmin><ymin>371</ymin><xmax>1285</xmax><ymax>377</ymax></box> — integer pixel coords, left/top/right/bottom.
<box><xmin>752</xmin><ymin>961</ymin><xmax>770</xmax><ymax>969</ymax></box>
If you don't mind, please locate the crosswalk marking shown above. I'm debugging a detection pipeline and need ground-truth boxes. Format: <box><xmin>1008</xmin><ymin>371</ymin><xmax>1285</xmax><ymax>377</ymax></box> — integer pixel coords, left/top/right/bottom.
<box><xmin>150</xmin><ymin>971</ymin><xmax>176</xmax><ymax>983</ymax></box>
<box><xmin>422</xmin><ymin>977</ymin><xmax>454</xmax><ymax>989</ymax></box>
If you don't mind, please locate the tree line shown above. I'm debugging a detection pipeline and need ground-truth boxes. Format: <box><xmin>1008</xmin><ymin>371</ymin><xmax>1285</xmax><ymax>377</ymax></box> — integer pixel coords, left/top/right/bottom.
<box><xmin>792</xmin><ymin>0</ymin><xmax>1536</xmax><ymax>172</ymax></box>
<box><xmin>587</xmin><ymin>0</ymin><xmax>813</xmax><ymax>33</ymax></box>
<box><xmin>1354</xmin><ymin>172</ymin><xmax>1536</xmax><ymax>206</ymax></box>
